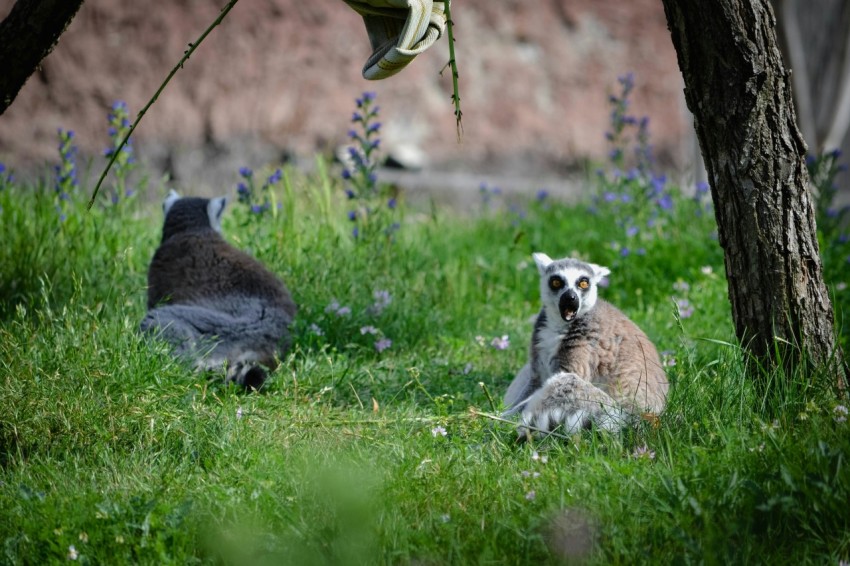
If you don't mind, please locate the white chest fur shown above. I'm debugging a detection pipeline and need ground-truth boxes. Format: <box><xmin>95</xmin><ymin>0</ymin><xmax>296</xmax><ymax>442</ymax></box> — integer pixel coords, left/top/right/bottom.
<box><xmin>536</xmin><ymin>321</ymin><xmax>564</xmax><ymax>377</ymax></box>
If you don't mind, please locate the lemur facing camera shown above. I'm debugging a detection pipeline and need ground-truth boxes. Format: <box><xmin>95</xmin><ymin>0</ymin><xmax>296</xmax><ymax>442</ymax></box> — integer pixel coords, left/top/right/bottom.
<box><xmin>141</xmin><ymin>190</ymin><xmax>297</xmax><ymax>390</ymax></box>
<box><xmin>504</xmin><ymin>253</ymin><xmax>667</xmax><ymax>437</ymax></box>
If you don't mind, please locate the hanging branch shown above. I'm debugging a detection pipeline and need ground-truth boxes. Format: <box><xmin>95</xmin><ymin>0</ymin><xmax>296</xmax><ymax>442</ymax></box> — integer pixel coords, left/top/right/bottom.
<box><xmin>442</xmin><ymin>0</ymin><xmax>463</xmax><ymax>142</ymax></box>
<box><xmin>88</xmin><ymin>0</ymin><xmax>240</xmax><ymax>209</ymax></box>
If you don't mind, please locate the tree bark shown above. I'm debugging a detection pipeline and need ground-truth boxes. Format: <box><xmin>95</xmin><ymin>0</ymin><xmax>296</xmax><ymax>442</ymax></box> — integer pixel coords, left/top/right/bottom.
<box><xmin>660</xmin><ymin>0</ymin><xmax>845</xmax><ymax>384</ymax></box>
<box><xmin>0</xmin><ymin>0</ymin><xmax>85</xmax><ymax>116</ymax></box>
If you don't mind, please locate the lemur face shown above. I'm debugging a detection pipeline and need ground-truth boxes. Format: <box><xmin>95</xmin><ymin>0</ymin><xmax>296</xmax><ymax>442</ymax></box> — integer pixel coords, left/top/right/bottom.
<box><xmin>532</xmin><ymin>253</ymin><xmax>610</xmax><ymax>322</ymax></box>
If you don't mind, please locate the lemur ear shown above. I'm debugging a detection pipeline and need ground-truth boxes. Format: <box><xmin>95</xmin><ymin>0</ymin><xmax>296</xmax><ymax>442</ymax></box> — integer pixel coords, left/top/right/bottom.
<box><xmin>163</xmin><ymin>189</ymin><xmax>181</xmax><ymax>216</ymax></box>
<box><xmin>590</xmin><ymin>263</ymin><xmax>611</xmax><ymax>282</ymax></box>
<box><xmin>532</xmin><ymin>252</ymin><xmax>553</xmax><ymax>274</ymax></box>
<box><xmin>208</xmin><ymin>196</ymin><xmax>227</xmax><ymax>233</ymax></box>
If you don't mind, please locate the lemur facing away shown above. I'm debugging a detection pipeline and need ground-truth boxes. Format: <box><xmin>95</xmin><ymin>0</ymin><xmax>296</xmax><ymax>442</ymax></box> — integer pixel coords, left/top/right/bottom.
<box><xmin>504</xmin><ymin>253</ymin><xmax>667</xmax><ymax>437</ymax></box>
<box><xmin>141</xmin><ymin>190</ymin><xmax>297</xmax><ymax>390</ymax></box>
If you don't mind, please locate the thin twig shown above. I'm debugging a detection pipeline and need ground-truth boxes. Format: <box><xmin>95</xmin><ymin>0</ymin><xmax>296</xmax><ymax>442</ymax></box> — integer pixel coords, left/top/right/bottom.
<box><xmin>87</xmin><ymin>0</ymin><xmax>240</xmax><ymax>209</ymax></box>
<box><xmin>478</xmin><ymin>381</ymin><xmax>498</xmax><ymax>413</ymax></box>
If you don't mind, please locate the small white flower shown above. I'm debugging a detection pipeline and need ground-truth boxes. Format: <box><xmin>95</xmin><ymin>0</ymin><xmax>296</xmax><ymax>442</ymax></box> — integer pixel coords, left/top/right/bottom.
<box><xmin>308</xmin><ymin>323</ymin><xmax>324</xmax><ymax>336</ymax></box>
<box><xmin>440</xmin><ymin>513</ymin><xmax>451</xmax><ymax>523</ymax></box>
<box><xmin>67</xmin><ymin>545</ymin><xmax>78</xmax><ymax>561</ymax></box>
<box><xmin>475</xmin><ymin>335</ymin><xmax>486</xmax><ymax>347</ymax></box>
<box><xmin>837</xmin><ymin>282</ymin><xmax>848</xmax><ymax>292</ymax></box>
<box><xmin>360</xmin><ymin>325</ymin><xmax>379</xmax><ymax>335</ymax></box>
<box><xmin>835</xmin><ymin>405</ymin><xmax>848</xmax><ymax>424</ymax></box>
<box><xmin>462</xmin><ymin>363</ymin><xmax>473</xmax><ymax>375</ymax></box>
<box><xmin>431</xmin><ymin>425</ymin><xmax>447</xmax><ymax>437</ymax></box>
<box><xmin>531</xmin><ymin>451</ymin><xmax>548</xmax><ymax>464</ymax></box>
<box><xmin>236</xmin><ymin>407</ymin><xmax>243</xmax><ymax>420</ymax></box>
<box><xmin>525</xmin><ymin>490</ymin><xmax>536</xmax><ymax>501</ymax></box>
<box><xmin>700</xmin><ymin>265</ymin><xmax>713</xmax><ymax>275</ymax></box>
<box><xmin>632</xmin><ymin>444</ymin><xmax>656</xmax><ymax>460</ymax></box>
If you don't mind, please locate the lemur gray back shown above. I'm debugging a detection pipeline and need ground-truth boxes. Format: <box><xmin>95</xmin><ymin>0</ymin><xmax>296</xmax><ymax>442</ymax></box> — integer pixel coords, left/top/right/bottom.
<box><xmin>141</xmin><ymin>191</ymin><xmax>296</xmax><ymax>390</ymax></box>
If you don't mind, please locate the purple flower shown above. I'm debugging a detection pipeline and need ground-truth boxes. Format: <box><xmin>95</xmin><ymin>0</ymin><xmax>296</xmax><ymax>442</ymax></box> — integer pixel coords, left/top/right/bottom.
<box><xmin>676</xmin><ymin>298</ymin><xmax>694</xmax><ymax>319</ymax></box>
<box><xmin>536</xmin><ymin>189</ymin><xmax>549</xmax><ymax>201</ymax></box>
<box><xmin>267</xmin><ymin>168</ymin><xmax>283</xmax><ymax>185</ymax></box>
<box><xmin>387</xmin><ymin>197</ymin><xmax>397</xmax><ymax>209</ymax></box>
<box><xmin>490</xmin><ymin>335</ymin><xmax>510</xmax><ymax>350</ymax></box>
<box><xmin>632</xmin><ymin>444</ymin><xmax>656</xmax><ymax>460</ymax></box>
<box><xmin>620</xmin><ymin>247</ymin><xmax>630</xmax><ymax>257</ymax></box>
<box><xmin>367</xmin><ymin>122</ymin><xmax>381</xmax><ymax>133</ymax></box>
<box><xmin>375</xmin><ymin>338</ymin><xmax>392</xmax><ymax>353</ymax></box>
<box><xmin>657</xmin><ymin>193</ymin><xmax>673</xmax><ymax>210</ymax></box>
<box><xmin>626</xmin><ymin>226</ymin><xmax>639</xmax><ymax>237</ymax></box>
<box><xmin>661</xmin><ymin>350</ymin><xmax>677</xmax><ymax>367</ymax></box>
<box><xmin>348</xmin><ymin>210</ymin><xmax>357</xmax><ymax>221</ymax></box>
<box><xmin>525</xmin><ymin>490</ymin><xmax>536</xmax><ymax>501</ymax></box>
<box><xmin>373</xmin><ymin>289</ymin><xmax>392</xmax><ymax>306</ymax></box>
<box><xmin>357</xmin><ymin>92</ymin><xmax>376</xmax><ymax>107</ymax></box>
<box><xmin>352</xmin><ymin>112</ymin><xmax>363</xmax><ymax>122</ymax></box>
<box><xmin>325</xmin><ymin>299</ymin><xmax>341</xmax><ymax>314</ymax></box>
<box><xmin>336</xmin><ymin>306</ymin><xmax>352</xmax><ymax>316</ymax></box>
<box><xmin>431</xmin><ymin>425</ymin><xmax>447</xmax><ymax>437</ymax></box>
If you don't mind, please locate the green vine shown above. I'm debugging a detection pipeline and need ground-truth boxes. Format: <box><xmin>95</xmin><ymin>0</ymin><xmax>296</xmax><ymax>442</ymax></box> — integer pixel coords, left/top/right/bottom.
<box><xmin>441</xmin><ymin>0</ymin><xmax>463</xmax><ymax>142</ymax></box>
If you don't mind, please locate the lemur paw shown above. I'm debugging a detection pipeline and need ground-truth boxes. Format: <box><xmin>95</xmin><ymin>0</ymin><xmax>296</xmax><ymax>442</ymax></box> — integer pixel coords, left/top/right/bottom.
<box><xmin>516</xmin><ymin>372</ymin><xmax>624</xmax><ymax>438</ymax></box>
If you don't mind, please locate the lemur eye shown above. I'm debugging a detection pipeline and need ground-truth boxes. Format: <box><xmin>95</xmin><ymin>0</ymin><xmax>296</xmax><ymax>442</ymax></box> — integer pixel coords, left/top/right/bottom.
<box><xmin>578</xmin><ymin>277</ymin><xmax>590</xmax><ymax>290</ymax></box>
<box><xmin>549</xmin><ymin>276</ymin><xmax>565</xmax><ymax>290</ymax></box>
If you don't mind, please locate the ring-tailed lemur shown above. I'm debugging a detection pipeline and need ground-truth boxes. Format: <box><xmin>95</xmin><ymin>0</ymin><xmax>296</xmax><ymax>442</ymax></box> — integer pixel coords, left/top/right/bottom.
<box><xmin>503</xmin><ymin>253</ymin><xmax>667</xmax><ymax>436</ymax></box>
<box><xmin>140</xmin><ymin>190</ymin><xmax>297</xmax><ymax>390</ymax></box>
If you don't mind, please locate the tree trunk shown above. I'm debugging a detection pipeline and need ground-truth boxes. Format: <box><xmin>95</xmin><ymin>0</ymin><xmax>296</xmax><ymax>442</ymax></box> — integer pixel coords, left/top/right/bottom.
<box><xmin>660</xmin><ymin>0</ymin><xmax>846</xmax><ymax>385</ymax></box>
<box><xmin>0</xmin><ymin>0</ymin><xmax>85</xmax><ymax>116</ymax></box>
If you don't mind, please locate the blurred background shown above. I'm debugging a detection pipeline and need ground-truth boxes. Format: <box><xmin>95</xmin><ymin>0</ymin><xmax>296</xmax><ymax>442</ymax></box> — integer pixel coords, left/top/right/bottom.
<box><xmin>0</xmin><ymin>0</ymin><xmax>847</xmax><ymax>207</ymax></box>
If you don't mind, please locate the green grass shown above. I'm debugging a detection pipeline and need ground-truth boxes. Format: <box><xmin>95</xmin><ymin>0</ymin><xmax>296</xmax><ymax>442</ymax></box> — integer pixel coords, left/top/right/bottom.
<box><xmin>0</xmin><ymin>160</ymin><xmax>848</xmax><ymax>565</ymax></box>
